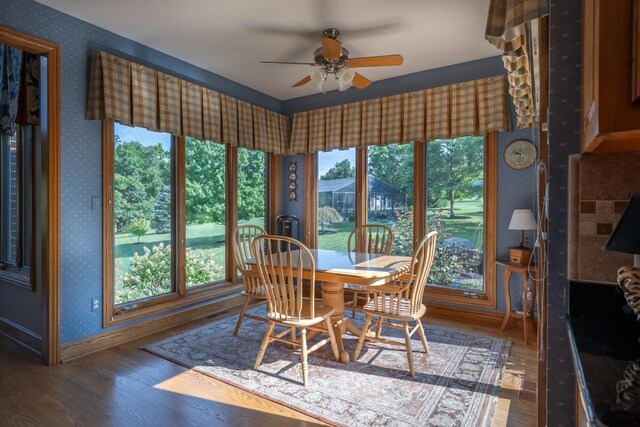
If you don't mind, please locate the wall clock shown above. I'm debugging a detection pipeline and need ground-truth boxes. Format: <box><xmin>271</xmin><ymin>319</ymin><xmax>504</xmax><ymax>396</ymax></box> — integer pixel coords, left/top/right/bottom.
<box><xmin>504</xmin><ymin>139</ymin><xmax>537</xmax><ymax>170</ymax></box>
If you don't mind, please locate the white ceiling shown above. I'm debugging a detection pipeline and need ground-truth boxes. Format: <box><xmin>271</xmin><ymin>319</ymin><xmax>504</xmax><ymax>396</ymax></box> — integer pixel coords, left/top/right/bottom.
<box><xmin>36</xmin><ymin>0</ymin><xmax>499</xmax><ymax>100</ymax></box>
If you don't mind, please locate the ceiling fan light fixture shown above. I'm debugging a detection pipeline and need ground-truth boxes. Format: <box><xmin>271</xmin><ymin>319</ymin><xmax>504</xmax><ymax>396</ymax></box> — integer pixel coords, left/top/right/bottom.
<box><xmin>310</xmin><ymin>68</ymin><xmax>328</xmax><ymax>92</ymax></box>
<box><xmin>337</xmin><ymin>68</ymin><xmax>355</xmax><ymax>91</ymax></box>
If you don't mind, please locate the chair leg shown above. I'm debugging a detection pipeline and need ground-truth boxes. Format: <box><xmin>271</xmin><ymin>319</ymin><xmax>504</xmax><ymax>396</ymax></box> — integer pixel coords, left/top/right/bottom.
<box><xmin>403</xmin><ymin>321</ymin><xmax>415</xmax><ymax>378</ymax></box>
<box><xmin>353</xmin><ymin>314</ymin><xmax>373</xmax><ymax>361</ymax></box>
<box><xmin>300</xmin><ymin>328</ymin><xmax>309</xmax><ymax>387</ymax></box>
<box><xmin>324</xmin><ymin>319</ymin><xmax>340</xmax><ymax>361</ymax></box>
<box><xmin>233</xmin><ymin>296</ymin><xmax>251</xmax><ymax>336</ymax></box>
<box><xmin>254</xmin><ymin>321</ymin><xmax>275</xmax><ymax>370</ymax></box>
<box><xmin>375</xmin><ymin>316</ymin><xmax>384</xmax><ymax>338</ymax></box>
<box><xmin>416</xmin><ymin>319</ymin><xmax>429</xmax><ymax>353</ymax></box>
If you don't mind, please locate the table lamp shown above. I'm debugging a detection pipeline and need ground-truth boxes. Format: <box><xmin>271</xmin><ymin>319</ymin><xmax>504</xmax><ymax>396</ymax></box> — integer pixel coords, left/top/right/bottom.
<box><xmin>508</xmin><ymin>209</ymin><xmax>537</xmax><ymax>265</ymax></box>
<box><xmin>604</xmin><ymin>193</ymin><xmax>640</xmax><ymax>319</ymax></box>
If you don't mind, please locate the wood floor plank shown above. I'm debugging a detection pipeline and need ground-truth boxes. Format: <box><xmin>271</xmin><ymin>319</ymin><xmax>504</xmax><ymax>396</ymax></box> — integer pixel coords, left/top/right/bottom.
<box><xmin>0</xmin><ymin>309</ymin><xmax>537</xmax><ymax>426</ymax></box>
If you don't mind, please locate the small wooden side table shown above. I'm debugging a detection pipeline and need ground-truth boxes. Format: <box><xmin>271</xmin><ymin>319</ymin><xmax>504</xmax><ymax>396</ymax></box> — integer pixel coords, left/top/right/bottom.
<box><xmin>496</xmin><ymin>260</ymin><xmax>536</xmax><ymax>344</ymax></box>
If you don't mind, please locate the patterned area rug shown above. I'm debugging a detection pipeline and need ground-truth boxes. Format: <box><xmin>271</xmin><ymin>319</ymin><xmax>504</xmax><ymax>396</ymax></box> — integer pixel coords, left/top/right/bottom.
<box><xmin>144</xmin><ymin>306</ymin><xmax>511</xmax><ymax>427</ymax></box>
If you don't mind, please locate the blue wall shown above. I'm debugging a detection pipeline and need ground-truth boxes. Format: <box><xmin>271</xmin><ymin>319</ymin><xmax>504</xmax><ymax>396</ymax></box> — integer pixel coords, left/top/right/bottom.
<box><xmin>1</xmin><ymin>0</ymin><xmax>283</xmax><ymax>343</ymax></box>
<box><xmin>547</xmin><ymin>1</ymin><xmax>581</xmax><ymax>425</ymax></box>
<box><xmin>279</xmin><ymin>57</ymin><xmax>539</xmax><ymax>313</ymax></box>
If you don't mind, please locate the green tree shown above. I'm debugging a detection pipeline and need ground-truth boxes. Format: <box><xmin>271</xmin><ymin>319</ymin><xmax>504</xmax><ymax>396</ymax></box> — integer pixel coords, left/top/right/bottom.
<box><xmin>320</xmin><ymin>159</ymin><xmax>355</xmax><ymax>180</ymax></box>
<box><xmin>154</xmin><ymin>185</ymin><xmax>171</xmax><ymax>234</ymax></box>
<box><xmin>317</xmin><ymin>206</ymin><xmax>343</xmax><ymax>233</ymax></box>
<box><xmin>368</xmin><ymin>144</ymin><xmax>414</xmax><ymax>207</ymax></box>
<box><xmin>185</xmin><ymin>137</ymin><xmax>226</xmax><ymax>224</ymax></box>
<box><xmin>129</xmin><ymin>217</ymin><xmax>150</xmax><ymax>243</ymax></box>
<box><xmin>427</xmin><ymin>137</ymin><xmax>484</xmax><ymax>218</ymax></box>
<box><xmin>114</xmin><ymin>136</ymin><xmax>170</xmax><ymax>231</ymax></box>
<box><xmin>237</xmin><ymin>148</ymin><xmax>265</xmax><ymax>221</ymax></box>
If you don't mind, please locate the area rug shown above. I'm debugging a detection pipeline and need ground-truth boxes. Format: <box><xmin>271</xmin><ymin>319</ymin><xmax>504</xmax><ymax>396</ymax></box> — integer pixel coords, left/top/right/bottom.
<box><xmin>144</xmin><ymin>306</ymin><xmax>511</xmax><ymax>427</ymax></box>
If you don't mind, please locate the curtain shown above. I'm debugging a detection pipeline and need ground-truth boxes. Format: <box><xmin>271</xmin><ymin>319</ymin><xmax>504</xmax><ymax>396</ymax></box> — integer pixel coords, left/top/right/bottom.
<box><xmin>485</xmin><ymin>0</ymin><xmax>549</xmax><ymax>128</ymax></box>
<box><xmin>86</xmin><ymin>51</ymin><xmax>290</xmax><ymax>155</ymax></box>
<box><xmin>288</xmin><ymin>75</ymin><xmax>510</xmax><ymax>154</ymax></box>
<box><xmin>0</xmin><ymin>45</ymin><xmax>23</xmax><ymax>136</ymax></box>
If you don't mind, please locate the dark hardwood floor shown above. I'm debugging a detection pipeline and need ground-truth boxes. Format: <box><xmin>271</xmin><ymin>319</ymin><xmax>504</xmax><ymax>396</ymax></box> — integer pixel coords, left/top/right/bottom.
<box><xmin>0</xmin><ymin>310</ymin><xmax>537</xmax><ymax>426</ymax></box>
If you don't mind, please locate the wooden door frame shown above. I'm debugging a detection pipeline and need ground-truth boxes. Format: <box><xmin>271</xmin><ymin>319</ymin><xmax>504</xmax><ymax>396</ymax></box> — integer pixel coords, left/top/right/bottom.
<box><xmin>0</xmin><ymin>26</ymin><xmax>61</xmax><ymax>365</ymax></box>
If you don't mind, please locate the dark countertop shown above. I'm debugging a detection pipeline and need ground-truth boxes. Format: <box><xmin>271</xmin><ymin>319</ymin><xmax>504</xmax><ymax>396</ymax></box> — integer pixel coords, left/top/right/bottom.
<box><xmin>568</xmin><ymin>280</ymin><xmax>640</xmax><ymax>426</ymax></box>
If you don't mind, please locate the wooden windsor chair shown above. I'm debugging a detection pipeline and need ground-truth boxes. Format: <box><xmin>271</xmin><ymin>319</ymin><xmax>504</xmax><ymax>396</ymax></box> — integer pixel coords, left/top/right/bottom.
<box><xmin>352</xmin><ymin>231</ymin><xmax>437</xmax><ymax>378</ymax></box>
<box><xmin>252</xmin><ymin>235</ymin><xmax>340</xmax><ymax>387</ymax></box>
<box><xmin>232</xmin><ymin>225</ymin><xmax>268</xmax><ymax>336</ymax></box>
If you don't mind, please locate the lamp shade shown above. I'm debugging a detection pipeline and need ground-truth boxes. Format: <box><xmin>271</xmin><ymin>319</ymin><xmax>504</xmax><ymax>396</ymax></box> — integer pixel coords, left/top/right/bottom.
<box><xmin>604</xmin><ymin>193</ymin><xmax>640</xmax><ymax>254</ymax></box>
<box><xmin>337</xmin><ymin>68</ymin><xmax>355</xmax><ymax>91</ymax></box>
<box><xmin>310</xmin><ymin>69</ymin><xmax>327</xmax><ymax>92</ymax></box>
<box><xmin>508</xmin><ymin>209</ymin><xmax>537</xmax><ymax>230</ymax></box>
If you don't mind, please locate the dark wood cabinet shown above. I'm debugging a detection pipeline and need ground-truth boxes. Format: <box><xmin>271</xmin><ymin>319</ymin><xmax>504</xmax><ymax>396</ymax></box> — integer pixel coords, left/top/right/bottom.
<box><xmin>582</xmin><ymin>0</ymin><xmax>640</xmax><ymax>153</ymax></box>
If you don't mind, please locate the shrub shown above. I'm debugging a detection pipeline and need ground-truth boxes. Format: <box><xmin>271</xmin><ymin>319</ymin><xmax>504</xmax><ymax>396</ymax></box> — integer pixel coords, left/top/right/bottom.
<box><xmin>317</xmin><ymin>206</ymin><xmax>343</xmax><ymax>232</ymax></box>
<box><xmin>390</xmin><ymin>209</ymin><xmax>471</xmax><ymax>287</ymax></box>
<box><xmin>129</xmin><ymin>217</ymin><xmax>150</xmax><ymax>242</ymax></box>
<box><xmin>121</xmin><ymin>243</ymin><xmax>221</xmax><ymax>301</ymax></box>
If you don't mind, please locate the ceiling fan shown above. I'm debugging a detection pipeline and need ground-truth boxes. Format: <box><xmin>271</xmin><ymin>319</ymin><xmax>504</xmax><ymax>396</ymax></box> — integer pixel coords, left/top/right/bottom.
<box><xmin>260</xmin><ymin>28</ymin><xmax>404</xmax><ymax>92</ymax></box>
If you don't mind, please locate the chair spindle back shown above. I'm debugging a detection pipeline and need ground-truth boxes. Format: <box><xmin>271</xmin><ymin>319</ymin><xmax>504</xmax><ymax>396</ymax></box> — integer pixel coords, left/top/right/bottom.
<box><xmin>348</xmin><ymin>224</ymin><xmax>393</xmax><ymax>255</ymax></box>
<box><xmin>252</xmin><ymin>235</ymin><xmax>316</xmax><ymax>322</ymax></box>
<box><xmin>407</xmin><ymin>231</ymin><xmax>437</xmax><ymax>314</ymax></box>
<box><xmin>233</xmin><ymin>225</ymin><xmax>267</xmax><ymax>294</ymax></box>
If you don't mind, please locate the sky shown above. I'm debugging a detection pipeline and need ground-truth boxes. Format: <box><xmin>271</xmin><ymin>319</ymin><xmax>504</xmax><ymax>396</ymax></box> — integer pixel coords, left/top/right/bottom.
<box><xmin>318</xmin><ymin>148</ymin><xmax>355</xmax><ymax>177</ymax></box>
<box><xmin>114</xmin><ymin>123</ymin><xmax>356</xmax><ymax>173</ymax></box>
<box><xmin>114</xmin><ymin>123</ymin><xmax>172</xmax><ymax>150</ymax></box>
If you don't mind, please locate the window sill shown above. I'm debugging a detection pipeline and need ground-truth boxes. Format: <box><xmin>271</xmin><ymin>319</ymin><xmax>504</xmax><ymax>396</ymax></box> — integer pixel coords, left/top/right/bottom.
<box><xmin>0</xmin><ymin>268</ymin><xmax>33</xmax><ymax>290</ymax></box>
<box><xmin>104</xmin><ymin>280</ymin><xmax>243</xmax><ymax>327</ymax></box>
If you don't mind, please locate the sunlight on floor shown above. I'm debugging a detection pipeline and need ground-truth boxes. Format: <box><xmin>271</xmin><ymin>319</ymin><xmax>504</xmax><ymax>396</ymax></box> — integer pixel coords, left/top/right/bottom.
<box><xmin>153</xmin><ymin>369</ymin><xmax>309</xmax><ymax>420</ymax></box>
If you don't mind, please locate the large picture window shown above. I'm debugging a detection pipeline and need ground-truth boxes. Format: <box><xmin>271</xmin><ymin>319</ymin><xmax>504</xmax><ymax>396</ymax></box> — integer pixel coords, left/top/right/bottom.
<box><xmin>104</xmin><ymin>121</ymin><xmax>269</xmax><ymax>324</ymax></box>
<box><xmin>317</xmin><ymin>148</ymin><xmax>356</xmax><ymax>251</ymax></box>
<box><xmin>306</xmin><ymin>134</ymin><xmax>497</xmax><ymax>307</ymax></box>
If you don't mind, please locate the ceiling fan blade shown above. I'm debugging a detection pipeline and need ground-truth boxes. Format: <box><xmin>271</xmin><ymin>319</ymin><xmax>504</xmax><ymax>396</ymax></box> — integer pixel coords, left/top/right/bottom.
<box><xmin>352</xmin><ymin>73</ymin><xmax>372</xmax><ymax>89</ymax></box>
<box><xmin>292</xmin><ymin>75</ymin><xmax>312</xmax><ymax>88</ymax></box>
<box><xmin>322</xmin><ymin>37</ymin><xmax>342</xmax><ymax>61</ymax></box>
<box><xmin>345</xmin><ymin>54</ymin><xmax>404</xmax><ymax>68</ymax></box>
<box><xmin>260</xmin><ymin>61</ymin><xmax>317</xmax><ymax>65</ymax></box>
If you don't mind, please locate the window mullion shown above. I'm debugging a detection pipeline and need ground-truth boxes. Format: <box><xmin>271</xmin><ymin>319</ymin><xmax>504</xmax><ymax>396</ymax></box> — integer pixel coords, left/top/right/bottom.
<box><xmin>356</xmin><ymin>147</ymin><xmax>367</xmax><ymax>232</ymax></box>
<box><xmin>414</xmin><ymin>141</ymin><xmax>427</xmax><ymax>249</ymax></box>
<box><xmin>226</xmin><ymin>145</ymin><xmax>238</xmax><ymax>282</ymax></box>
<box><xmin>176</xmin><ymin>136</ymin><xmax>186</xmax><ymax>296</ymax></box>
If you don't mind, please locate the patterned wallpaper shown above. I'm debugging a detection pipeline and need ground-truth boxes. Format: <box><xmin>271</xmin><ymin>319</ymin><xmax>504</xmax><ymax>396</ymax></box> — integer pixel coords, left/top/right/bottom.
<box><xmin>0</xmin><ymin>0</ymin><xmax>283</xmax><ymax>343</ymax></box>
<box><xmin>547</xmin><ymin>0</ymin><xmax>582</xmax><ymax>425</ymax></box>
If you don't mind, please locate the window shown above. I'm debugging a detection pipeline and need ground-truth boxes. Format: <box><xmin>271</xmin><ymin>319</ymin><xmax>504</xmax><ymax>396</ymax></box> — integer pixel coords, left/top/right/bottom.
<box><xmin>0</xmin><ymin>125</ymin><xmax>33</xmax><ymax>288</ymax></box>
<box><xmin>367</xmin><ymin>143</ymin><xmax>415</xmax><ymax>255</ymax></box>
<box><xmin>185</xmin><ymin>137</ymin><xmax>226</xmax><ymax>287</ymax></box>
<box><xmin>317</xmin><ymin>148</ymin><xmax>356</xmax><ymax>251</ymax></box>
<box><xmin>426</xmin><ymin>137</ymin><xmax>486</xmax><ymax>294</ymax></box>
<box><xmin>306</xmin><ymin>134</ymin><xmax>497</xmax><ymax>307</ymax></box>
<box><xmin>104</xmin><ymin>121</ymin><xmax>269</xmax><ymax>324</ymax></box>
<box><xmin>237</xmin><ymin>148</ymin><xmax>266</xmax><ymax>230</ymax></box>
<box><xmin>112</xmin><ymin>123</ymin><xmax>174</xmax><ymax>305</ymax></box>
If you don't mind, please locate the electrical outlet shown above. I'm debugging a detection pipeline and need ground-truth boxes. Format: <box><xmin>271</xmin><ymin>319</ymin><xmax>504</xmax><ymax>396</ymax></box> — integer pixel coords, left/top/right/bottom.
<box><xmin>91</xmin><ymin>297</ymin><xmax>100</xmax><ymax>312</ymax></box>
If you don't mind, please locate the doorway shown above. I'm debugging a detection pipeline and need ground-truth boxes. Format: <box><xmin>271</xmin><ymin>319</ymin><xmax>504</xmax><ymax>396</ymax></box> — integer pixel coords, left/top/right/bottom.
<box><xmin>0</xmin><ymin>26</ymin><xmax>60</xmax><ymax>365</ymax></box>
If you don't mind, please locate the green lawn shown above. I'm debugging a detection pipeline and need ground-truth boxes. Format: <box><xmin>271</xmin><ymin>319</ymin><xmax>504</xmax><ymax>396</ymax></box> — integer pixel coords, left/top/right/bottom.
<box><xmin>114</xmin><ymin>217</ymin><xmax>265</xmax><ymax>299</ymax></box>
<box><xmin>317</xmin><ymin>199</ymin><xmax>484</xmax><ymax>252</ymax></box>
<box><xmin>114</xmin><ymin>200</ymin><xmax>484</xmax><ymax>301</ymax></box>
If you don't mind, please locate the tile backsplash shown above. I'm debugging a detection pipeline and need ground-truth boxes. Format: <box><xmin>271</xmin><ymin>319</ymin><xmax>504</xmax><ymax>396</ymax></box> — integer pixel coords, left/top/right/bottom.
<box><xmin>569</xmin><ymin>152</ymin><xmax>640</xmax><ymax>284</ymax></box>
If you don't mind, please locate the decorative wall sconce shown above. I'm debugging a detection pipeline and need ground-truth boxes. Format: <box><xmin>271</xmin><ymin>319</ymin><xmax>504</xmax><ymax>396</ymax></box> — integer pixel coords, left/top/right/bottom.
<box><xmin>288</xmin><ymin>161</ymin><xmax>297</xmax><ymax>201</ymax></box>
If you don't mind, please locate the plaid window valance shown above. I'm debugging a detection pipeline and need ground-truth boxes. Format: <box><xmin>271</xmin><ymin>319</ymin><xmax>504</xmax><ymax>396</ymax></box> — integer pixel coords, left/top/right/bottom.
<box><xmin>289</xmin><ymin>75</ymin><xmax>509</xmax><ymax>154</ymax></box>
<box><xmin>86</xmin><ymin>51</ymin><xmax>290</xmax><ymax>154</ymax></box>
<box><xmin>485</xmin><ymin>0</ymin><xmax>549</xmax><ymax>128</ymax></box>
